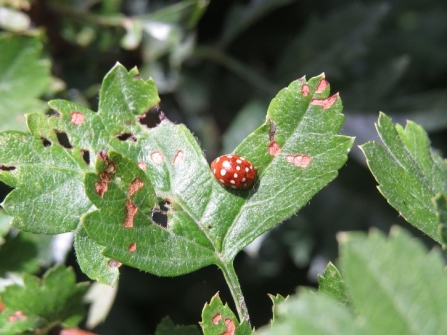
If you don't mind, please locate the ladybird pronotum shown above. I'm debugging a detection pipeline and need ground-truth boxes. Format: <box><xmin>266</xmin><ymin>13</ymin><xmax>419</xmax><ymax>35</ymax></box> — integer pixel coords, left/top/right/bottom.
<box><xmin>211</xmin><ymin>154</ymin><xmax>256</xmax><ymax>189</ymax></box>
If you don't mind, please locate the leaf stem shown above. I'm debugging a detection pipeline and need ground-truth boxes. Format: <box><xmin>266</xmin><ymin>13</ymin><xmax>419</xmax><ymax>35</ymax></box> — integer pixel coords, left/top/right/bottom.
<box><xmin>219</xmin><ymin>260</ymin><xmax>251</xmax><ymax>326</ymax></box>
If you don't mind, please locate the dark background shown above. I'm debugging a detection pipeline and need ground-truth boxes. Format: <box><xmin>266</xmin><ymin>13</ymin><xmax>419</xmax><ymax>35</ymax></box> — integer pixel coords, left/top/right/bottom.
<box><xmin>1</xmin><ymin>0</ymin><xmax>447</xmax><ymax>333</ymax></box>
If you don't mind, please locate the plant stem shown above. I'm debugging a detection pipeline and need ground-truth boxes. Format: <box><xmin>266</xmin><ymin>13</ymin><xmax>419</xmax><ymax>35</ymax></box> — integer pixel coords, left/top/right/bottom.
<box><xmin>219</xmin><ymin>260</ymin><xmax>251</xmax><ymax>325</ymax></box>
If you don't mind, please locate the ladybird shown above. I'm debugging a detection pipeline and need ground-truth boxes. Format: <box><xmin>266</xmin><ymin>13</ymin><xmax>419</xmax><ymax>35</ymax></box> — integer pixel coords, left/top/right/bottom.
<box><xmin>211</xmin><ymin>154</ymin><xmax>256</xmax><ymax>189</ymax></box>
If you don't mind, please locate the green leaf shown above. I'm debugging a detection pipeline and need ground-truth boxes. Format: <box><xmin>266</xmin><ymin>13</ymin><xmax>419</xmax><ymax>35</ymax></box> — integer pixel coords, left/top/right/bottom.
<box><xmin>0</xmin><ymin>33</ymin><xmax>51</xmax><ymax>131</ymax></box>
<box><xmin>0</xmin><ymin>232</ymin><xmax>39</xmax><ymax>276</ymax></box>
<box><xmin>223</xmin><ymin>75</ymin><xmax>353</xmax><ymax>260</ymax></box>
<box><xmin>340</xmin><ymin>227</ymin><xmax>447</xmax><ymax>334</ymax></box>
<box><xmin>268</xmin><ymin>293</ymin><xmax>287</xmax><ymax>324</ymax></box>
<box><xmin>257</xmin><ymin>289</ymin><xmax>365</xmax><ymax>335</ymax></box>
<box><xmin>0</xmin><ymin>265</ymin><xmax>89</xmax><ymax>334</ymax></box>
<box><xmin>200</xmin><ymin>293</ymin><xmax>252</xmax><ymax>335</ymax></box>
<box><xmin>258</xmin><ymin>227</ymin><xmax>447</xmax><ymax>335</ymax></box>
<box><xmin>360</xmin><ymin>112</ymin><xmax>447</xmax><ymax>242</ymax></box>
<box><xmin>0</xmin><ymin>63</ymin><xmax>160</xmax><ymax>285</ymax></box>
<box><xmin>317</xmin><ymin>261</ymin><xmax>352</xmax><ymax>312</ymax></box>
<box><xmin>155</xmin><ymin>316</ymin><xmax>200</xmax><ymax>335</ymax></box>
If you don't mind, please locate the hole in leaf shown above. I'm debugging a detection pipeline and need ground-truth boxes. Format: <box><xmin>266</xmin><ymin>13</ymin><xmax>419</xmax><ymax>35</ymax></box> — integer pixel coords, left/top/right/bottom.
<box><xmin>0</xmin><ymin>165</ymin><xmax>15</xmax><ymax>171</ymax></box>
<box><xmin>138</xmin><ymin>106</ymin><xmax>161</xmax><ymax>128</ymax></box>
<box><xmin>152</xmin><ymin>200</ymin><xmax>170</xmax><ymax>228</ymax></box>
<box><xmin>46</xmin><ymin>109</ymin><xmax>61</xmax><ymax>117</ymax></box>
<box><xmin>116</xmin><ymin>133</ymin><xmax>137</xmax><ymax>142</ymax></box>
<box><xmin>80</xmin><ymin>149</ymin><xmax>90</xmax><ymax>165</ymax></box>
<box><xmin>54</xmin><ymin>130</ymin><xmax>73</xmax><ymax>149</ymax></box>
<box><xmin>41</xmin><ymin>137</ymin><xmax>52</xmax><ymax>147</ymax></box>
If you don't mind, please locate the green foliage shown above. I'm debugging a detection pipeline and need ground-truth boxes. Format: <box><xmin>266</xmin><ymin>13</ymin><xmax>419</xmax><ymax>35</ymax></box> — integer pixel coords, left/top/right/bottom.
<box><xmin>0</xmin><ymin>33</ymin><xmax>51</xmax><ymax>131</ymax></box>
<box><xmin>257</xmin><ymin>227</ymin><xmax>447</xmax><ymax>335</ymax></box>
<box><xmin>155</xmin><ymin>316</ymin><xmax>200</xmax><ymax>335</ymax></box>
<box><xmin>360</xmin><ymin>113</ymin><xmax>447</xmax><ymax>242</ymax></box>
<box><xmin>317</xmin><ymin>262</ymin><xmax>351</xmax><ymax>312</ymax></box>
<box><xmin>0</xmin><ymin>265</ymin><xmax>89</xmax><ymax>335</ymax></box>
<box><xmin>200</xmin><ymin>293</ymin><xmax>252</xmax><ymax>335</ymax></box>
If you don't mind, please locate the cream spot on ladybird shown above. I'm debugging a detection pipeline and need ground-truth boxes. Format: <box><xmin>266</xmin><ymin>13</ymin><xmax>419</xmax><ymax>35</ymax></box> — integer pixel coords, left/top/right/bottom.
<box><xmin>226</xmin><ymin>155</ymin><xmax>233</xmax><ymax>158</ymax></box>
<box><xmin>236</xmin><ymin>166</ymin><xmax>240</xmax><ymax>171</ymax></box>
<box><xmin>236</xmin><ymin>159</ymin><xmax>242</xmax><ymax>164</ymax></box>
<box><xmin>242</xmin><ymin>178</ymin><xmax>246</xmax><ymax>182</ymax></box>
<box><xmin>216</xmin><ymin>157</ymin><xmax>220</xmax><ymax>162</ymax></box>
<box><xmin>234</xmin><ymin>173</ymin><xmax>238</xmax><ymax>178</ymax></box>
<box><xmin>220</xmin><ymin>169</ymin><xmax>227</xmax><ymax>176</ymax></box>
<box><xmin>230</xmin><ymin>180</ymin><xmax>236</xmax><ymax>184</ymax></box>
<box><xmin>245</xmin><ymin>167</ymin><xmax>249</xmax><ymax>172</ymax></box>
<box><xmin>240</xmin><ymin>157</ymin><xmax>245</xmax><ymax>160</ymax></box>
<box><xmin>213</xmin><ymin>168</ymin><xmax>216</xmax><ymax>174</ymax></box>
<box><xmin>219</xmin><ymin>179</ymin><xmax>225</xmax><ymax>183</ymax></box>
<box><xmin>222</xmin><ymin>160</ymin><xmax>231</xmax><ymax>169</ymax></box>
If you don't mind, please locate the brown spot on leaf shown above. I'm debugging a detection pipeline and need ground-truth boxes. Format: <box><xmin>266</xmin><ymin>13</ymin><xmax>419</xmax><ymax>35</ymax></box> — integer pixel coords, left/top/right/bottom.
<box><xmin>106</xmin><ymin>162</ymin><xmax>116</xmax><ymax>174</ymax></box>
<box><xmin>172</xmin><ymin>150</ymin><xmax>184</xmax><ymax>165</ymax></box>
<box><xmin>99</xmin><ymin>150</ymin><xmax>108</xmax><ymax>162</ymax></box>
<box><xmin>8</xmin><ymin>310</ymin><xmax>27</xmax><ymax>322</ymax></box>
<box><xmin>95</xmin><ymin>172</ymin><xmax>111</xmax><ymax>197</ymax></box>
<box><xmin>286</xmin><ymin>154</ymin><xmax>312</xmax><ymax>168</ymax></box>
<box><xmin>0</xmin><ymin>164</ymin><xmax>15</xmax><ymax>171</ymax></box>
<box><xmin>301</xmin><ymin>84</ymin><xmax>310</xmax><ymax>96</ymax></box>
<box><xmin>108</xmin><ymin>260</ymin><xmax>122</xmax><ymax>268</ymax></box>
<box><xmin>116</xmin><ymin>132</ymin><xmax>137</xmax><ymax>142</ymax></box>
<box><xmin>268</xmin><ymin>141</ymin><xmax>281</xmax><ymax>156</ymax></box>
<box><xmin>129</xmin><ymin>178</ymin><xmax>144</xmax><ymax>196</ymax></box>
<box><xmin>70</xmin><ymin>111</ymin><xmax>85</xmax><ymax>125</ymax></box>
<box><xmin>269</xmin><ymin>119</ymin><xmax>277</xmax><ymax>141</ymax></box>
<box><xmin>150</xmin><ymin>151</ymin><xmax>164</xmax><ymax>164</ymax></box>
<box><xmin>124</xmin><ymin>199</ymin><xmax>138</xmax><ymax>228</ymax></box>
<box><xmin>128</xmin><ymin>242</ymin><xmax>137</xmax><ymax>252</ymax></box>
<box><xmin>316</xmin><ymin>78</ymin><xmax>329</xmax><ymax>93</ymax></box>
<box><xmin>212</xmin><ymin>313</ymin><xmax>222</xmax><ymax>324</ymax></box>
<box><xmin>138</xmin><ymin>162</ymin><xmax>147</xmax><ymax>170</ymax></box>
<box><xmin>310</xmin><ymin>93</ymin><xmax>338</xmax><ymax>109</ymax></box>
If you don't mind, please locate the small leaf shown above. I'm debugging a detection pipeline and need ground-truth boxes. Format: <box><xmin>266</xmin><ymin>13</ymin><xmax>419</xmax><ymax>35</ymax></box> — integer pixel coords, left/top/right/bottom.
<box><xmin>317</xmin><ymin>261</ymin><xmax>352</xmax><ymax>312</ymax></box>
<box><xmin>155</xmin><ymin>316</ymin><xmax>200</xmax><ymax>335</ymax></box>
<box><xmin>267</xmin><ymin>293</ymin><xmax>287</xmax><ymax>324</ymax></box>
<box><xmin>84</xmin><ymin>282</ymin><xmax>118</xmax><ymax>329</ymax></box>
<box><xmin>200</xmin><ymin>293</ymin><xmax>252</xmax><ymax>335</ymax></box>
<box><xmin>0</xmin><ymin>34</ymin><xmax>51</xmax><ymax>131</ymax></box>
<box><xmin>340</xmin><ymin>227</ymin><xmax>447</xmax><ymax>334</ymax></box>
<box><xmin>360</xmin><ymin>113</ymin><xmax>447</xmax><ymax>242</ymax></box>
<box><xmin>0</xmin><ymin>265</ymin><xmax>89</xmax><ymax>334</ymax></box>
<box><xmin>0</xmin><ymin>232</ymin><xmax>40</xmax><ymax>276</ymax></box>
<box><xmin>257</xmin><ymin>289</ymin><xmax>365</xmax><ymax>335</ymax></box>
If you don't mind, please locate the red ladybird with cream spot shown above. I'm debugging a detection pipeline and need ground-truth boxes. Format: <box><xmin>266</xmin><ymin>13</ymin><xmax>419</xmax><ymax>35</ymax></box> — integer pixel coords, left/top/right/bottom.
<box><xmin>211</xmin><ymin>154</ymin><xmax>256</xmax><ymax>189</ymax></box>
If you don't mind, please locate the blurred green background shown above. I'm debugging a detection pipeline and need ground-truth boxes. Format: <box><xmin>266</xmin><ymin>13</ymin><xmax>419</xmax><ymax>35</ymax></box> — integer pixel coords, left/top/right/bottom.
<box><xmin>1</xmin><ymin>0</ymin><xmax>447</xmax><ymax>333</ymax></box>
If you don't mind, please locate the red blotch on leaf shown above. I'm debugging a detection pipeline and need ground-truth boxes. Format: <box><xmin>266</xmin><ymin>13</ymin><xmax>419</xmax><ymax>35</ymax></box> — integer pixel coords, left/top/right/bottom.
<box><xmin>8</xmin><ymin>310</ymin><xmax>27</xmax><ymax>322</ymax></box>
<box><xmin>70</xmin><ymin>111</ymin><xmax>85</xmax><ymax>125</ymax></box>
<box><xmin>301</xmin><ymin>84</ymin><xmax>310</xmax><ymax>96</ymax></box>
<box><xmin>310</xmin><ymin>93</ymin><xmax>338</xmax><ymax>109</ymax></box>
<box><xmin>286</xmin><ymin>154</ymin><xmax>312</xmax><ymax>168</ymax></box>
<box><xmin>316</xmin><ymin>78</ymin><xmax>329</xmax><ymax>93</ymax></box>
<box><xmin>150</xmin><ymin>151</ymin><xmax>164</xmax><ymax>164</ymax></box>
<box><xmin>128</xmin><ymin>243</ymin><xmax>137</xmax><ymax>253</ymax></box>
<box><xmin>124</xmin><ymin>199</ymin><xmax>138</xmax><ymax>228</ymax></box>
<box><xmin>212</xmin><ymin>313</ymin><xmax>222</xmax><ymax>325</ymax></box>
<box><xmin>138</xmin><ymin>162</ymin><xmax>147</xmax><ymax>170</ymax></box>
<box><xmin>268</xmin><ymin>141</ymin><xmax>281</xmax><ymax>156</ymax></box>
<box><xmin>173</xmin><ymin>150</ymin><xmax>185</xmax><ymax>165</ymax></box>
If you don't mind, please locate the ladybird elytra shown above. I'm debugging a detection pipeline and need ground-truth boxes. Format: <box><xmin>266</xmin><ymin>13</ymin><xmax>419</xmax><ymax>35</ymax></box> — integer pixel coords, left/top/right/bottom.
<box><xmin>210</xmin><ymin>154</ymin><xmax>256</xmax><ymax>189</ymax></box>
